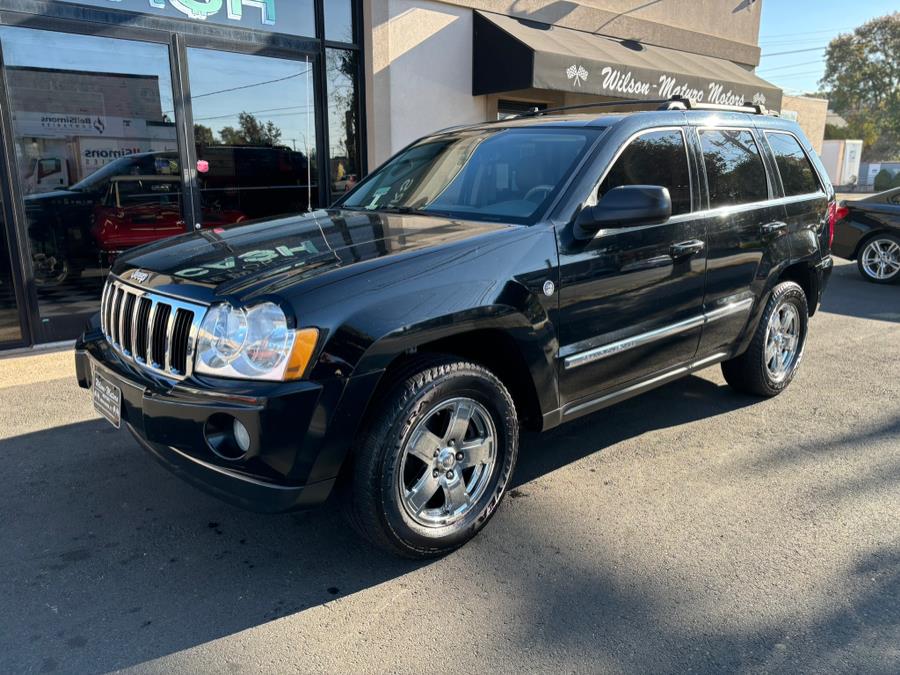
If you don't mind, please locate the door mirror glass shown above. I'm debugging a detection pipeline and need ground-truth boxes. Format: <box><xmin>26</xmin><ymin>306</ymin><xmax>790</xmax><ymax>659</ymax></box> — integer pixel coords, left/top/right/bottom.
<box><xmin>576</xmin><ymin>185</ymin><xmax>671</xmax><ymax>238</ymax></box>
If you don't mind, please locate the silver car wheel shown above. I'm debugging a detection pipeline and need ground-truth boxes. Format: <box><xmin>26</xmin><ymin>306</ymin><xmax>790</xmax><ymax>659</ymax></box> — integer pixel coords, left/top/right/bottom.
<box><xmin>398</xmin><ymin>397</ymin><xmax>497</xmax><ymax>528</ymax></box>
<box><xmin>861</xmin><ymin>238</ymin><xmax>900</xmax><ymax>280</ymax></box>
<box><xmin>764</xmin><ymin>301</ymin><xmax>800</xmax><ymax>383</ymax></box>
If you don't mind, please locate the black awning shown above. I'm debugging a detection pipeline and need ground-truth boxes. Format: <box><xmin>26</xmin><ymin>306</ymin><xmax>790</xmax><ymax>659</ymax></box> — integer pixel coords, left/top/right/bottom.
<box><xmin>473</xmin><ymin>11</ymin><xmax>782</xmax><ymax>111</ymax></box>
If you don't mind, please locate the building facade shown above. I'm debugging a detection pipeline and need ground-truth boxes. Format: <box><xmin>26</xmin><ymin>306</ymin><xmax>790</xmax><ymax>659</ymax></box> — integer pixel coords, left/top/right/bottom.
<box><xmin>0</xmin><ymin>0</ymin><xmax>781</xmax><ymax>351</ymax></box>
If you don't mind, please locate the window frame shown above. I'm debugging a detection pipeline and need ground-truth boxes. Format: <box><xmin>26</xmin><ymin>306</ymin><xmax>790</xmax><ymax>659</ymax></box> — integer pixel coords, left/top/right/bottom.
<box><xmin>584</xmin><ymin>125</ymin><xmax>694</xmax><ymax>222</ymax></box>
<box><xmin>762</xmin><ymin>130</ymin><xmax>824</xmax><ymax>199</ymax></box>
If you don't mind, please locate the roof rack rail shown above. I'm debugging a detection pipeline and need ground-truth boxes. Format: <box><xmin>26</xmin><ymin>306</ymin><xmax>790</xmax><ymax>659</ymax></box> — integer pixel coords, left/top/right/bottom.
<box><xmin>519</xmin><ymin>98</ymin><xmax>673</xmax><ymax>117</ymax></box>
<box><xmin>519</xmin><ymin>95</ymin><xmax>774</xmax><ymax>118</ymax></box>
<box><xmin>662</xmin><ymin>95</ymin><xmax>774</xmax><ymax>115</ymax></box>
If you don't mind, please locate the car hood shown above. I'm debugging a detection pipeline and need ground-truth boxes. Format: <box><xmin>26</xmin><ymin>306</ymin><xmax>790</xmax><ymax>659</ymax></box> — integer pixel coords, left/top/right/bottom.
<box><xmin>113</xmin><ymin>209</ymin><xmax>515</xmax><ymax>302</ymax></box>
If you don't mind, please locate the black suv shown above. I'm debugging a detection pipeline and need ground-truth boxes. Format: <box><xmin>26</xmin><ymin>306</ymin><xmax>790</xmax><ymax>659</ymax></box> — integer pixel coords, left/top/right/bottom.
<box><xmin>76</xmin><ymin>97</ymin><xmax>835</xmax><ymax>557</ymax></box>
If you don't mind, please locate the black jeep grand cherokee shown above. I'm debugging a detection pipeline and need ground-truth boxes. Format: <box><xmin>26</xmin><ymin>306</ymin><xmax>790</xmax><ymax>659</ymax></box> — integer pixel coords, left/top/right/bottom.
<box><xmin>76</xmin><ymin>98</ymin><xmax>835</xmax><ymax>557</ymax></box>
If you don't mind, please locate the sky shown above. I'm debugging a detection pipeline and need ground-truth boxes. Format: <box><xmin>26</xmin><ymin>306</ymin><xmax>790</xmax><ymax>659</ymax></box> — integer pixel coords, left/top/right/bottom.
<box><xmin>757</xmin><ymin>0</ymin><xmax>898</xmax><ymax>95</ymax></box>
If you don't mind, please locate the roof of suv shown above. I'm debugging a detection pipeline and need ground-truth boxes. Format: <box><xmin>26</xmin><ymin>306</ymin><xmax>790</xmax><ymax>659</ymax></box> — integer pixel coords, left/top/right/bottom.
<box><xmin>437</xmin><ymin>96</ymin><xmax>795</xmax><ymax>135</ymax></box>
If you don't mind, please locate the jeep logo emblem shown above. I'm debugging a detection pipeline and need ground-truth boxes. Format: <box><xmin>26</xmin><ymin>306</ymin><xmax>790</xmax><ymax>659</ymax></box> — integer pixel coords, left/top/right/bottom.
<box><xmin>130</xmin><ymin>270</ymin><xmax>151</xmax><ymax>284</ymax></box>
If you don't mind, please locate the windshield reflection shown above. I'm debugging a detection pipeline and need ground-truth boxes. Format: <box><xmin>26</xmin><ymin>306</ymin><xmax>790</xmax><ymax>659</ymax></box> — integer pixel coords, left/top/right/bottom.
<box><xmin>341</xmin><ymin>128</ymin><xmax>598</xmax><ymax>224</ymax></box>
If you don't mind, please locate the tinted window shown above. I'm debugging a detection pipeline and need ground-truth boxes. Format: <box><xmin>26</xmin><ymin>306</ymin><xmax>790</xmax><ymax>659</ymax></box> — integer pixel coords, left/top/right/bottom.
<box><xmin>766</xmin><ymin>132</ymin><xmax>820</xmax><ymax>196</ymax></box>
<box><xmin>343</xmin><ymin>128</ymin><xmax>595</xmax><ymax>224</ymax></box>
<box><xmin>598</xmin><ymin>129</ymin><xmax>691</xmax><ymax>215</ymax></box>
<box><xmin>699</xmin><ymin>129</ymin><xmax>768</xmax><ymax>208</ymax></box>
<box><xmin>188</xmin><ymin>47</ymin><xmax>318</xmax><ymax>220</ymax></box>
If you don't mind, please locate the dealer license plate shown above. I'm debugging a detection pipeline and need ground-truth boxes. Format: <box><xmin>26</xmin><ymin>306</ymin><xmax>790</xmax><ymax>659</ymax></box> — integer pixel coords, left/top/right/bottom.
<box><xmin>93</xmin><ymin>370</ymin><xmax>122</xmax><ymax>429</ymax></box>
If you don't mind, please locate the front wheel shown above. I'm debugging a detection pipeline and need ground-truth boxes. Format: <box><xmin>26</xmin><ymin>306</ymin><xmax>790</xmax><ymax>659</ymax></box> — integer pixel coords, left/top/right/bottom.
<box><xmin>721</xmin><ymin>281</ymin><xmax>809</xmax><ymax>397</ymax></box>
<box><xmin>857</xmin><ymin>234</ymin><xmax>900</xmax><ymax>284</ymax></box>
<box><xmin>343</xmin><ymin>357</ymin><xmax>519</xmax><ymax>558</ymax></box>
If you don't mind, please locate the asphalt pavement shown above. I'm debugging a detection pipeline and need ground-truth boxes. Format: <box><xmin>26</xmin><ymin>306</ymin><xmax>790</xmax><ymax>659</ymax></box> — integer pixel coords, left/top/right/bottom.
<box><xmin>0</xmin><ymin>259</ymin><xmax>898</xmax><ymax>674</ymax></box>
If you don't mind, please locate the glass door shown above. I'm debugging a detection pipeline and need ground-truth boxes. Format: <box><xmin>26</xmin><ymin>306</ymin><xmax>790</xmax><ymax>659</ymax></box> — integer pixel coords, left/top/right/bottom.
<box><xmin>0</xmin><ymin>27</ymin><xmax>179</xmax><ymax>342</ymax></box>
<box><xmin>186</xmin><ymin>48</ymin><xmax>319</xmax><ymax>223</ymax></box>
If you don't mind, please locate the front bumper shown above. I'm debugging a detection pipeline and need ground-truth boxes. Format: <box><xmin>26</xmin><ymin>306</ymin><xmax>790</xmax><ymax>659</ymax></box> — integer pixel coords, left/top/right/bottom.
<box><xmin>75</xmin><ymin>327</ymin><xmax>348</xmax><ymax>512</ymax></box>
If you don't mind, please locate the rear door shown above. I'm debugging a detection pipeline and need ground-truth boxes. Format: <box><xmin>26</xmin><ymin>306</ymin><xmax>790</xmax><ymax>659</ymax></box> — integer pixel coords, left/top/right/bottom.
<box><xmin>690</xmin><ymin>125</ymin><xmax>787</xmax><ymax>357</ymax></box>
<box><xmin>556</xmin><ymin>126</ymin><xmax>707</xmax><ymax>407</ymax></box>
<box><xmin>762</xmin><ymin>130</ymin><xmax>829</xmax><ymax>264</ymax></box>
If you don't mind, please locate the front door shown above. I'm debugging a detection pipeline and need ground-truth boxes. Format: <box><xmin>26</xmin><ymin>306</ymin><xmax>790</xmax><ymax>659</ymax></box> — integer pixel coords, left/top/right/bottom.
<box><xmin>557</xmin><ymin>127</ymin><xmax>707</xmax><ymax>408</ymax></box>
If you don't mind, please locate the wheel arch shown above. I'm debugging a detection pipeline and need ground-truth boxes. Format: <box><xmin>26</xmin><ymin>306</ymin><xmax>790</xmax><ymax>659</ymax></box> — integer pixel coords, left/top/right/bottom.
<box><xmin>373</xmin><ymin>328</ymin><xmax>546</xmax><ymax>431</ymax></box>
<box><xmin>778</xmin><ymin>260</ymin><xmax>819</xmax><ymax>316</ymax></box>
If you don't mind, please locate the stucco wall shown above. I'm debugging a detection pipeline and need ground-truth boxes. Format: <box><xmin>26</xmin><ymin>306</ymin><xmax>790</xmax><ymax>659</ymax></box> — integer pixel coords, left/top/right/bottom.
<box><xmin>366</xmin><ymin>0</ymin><xmax>491</xmax><ymax>167</ymax></box>
<box><xmin>780</xmin><ymin>95</ymin><xmax>829</xmax><ymax>155</ymax></box>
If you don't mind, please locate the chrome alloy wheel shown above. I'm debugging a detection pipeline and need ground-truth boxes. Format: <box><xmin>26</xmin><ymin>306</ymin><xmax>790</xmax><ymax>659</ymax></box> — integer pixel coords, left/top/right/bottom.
<box><xmin>764</xmin><ymin>302</ymin><xmax>800</xmax><ymax>382</ymax></box>
<box><xmin>861</xmin><ymin>238</ymin><xmax>900</xmax><ymax>280</ymax></box>
<box><xmin>398</xmin><ymin>397</ymin><xmax>497</xmax><ymax>528</ymax></box>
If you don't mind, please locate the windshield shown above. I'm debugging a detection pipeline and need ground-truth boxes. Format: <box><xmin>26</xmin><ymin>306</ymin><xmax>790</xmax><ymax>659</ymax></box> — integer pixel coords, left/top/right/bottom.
<box><xmin>341</xmin><ymin>127</ymin><xmax>598</xmax><ymax>224</ymax></box>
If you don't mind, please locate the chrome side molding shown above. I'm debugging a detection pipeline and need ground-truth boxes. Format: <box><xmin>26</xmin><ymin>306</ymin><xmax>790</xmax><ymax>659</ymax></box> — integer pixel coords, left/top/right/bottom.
<box><xmin>563</xmin><ymin>298</ymin><xmax>753</xmax><ymax>370</ymax></box>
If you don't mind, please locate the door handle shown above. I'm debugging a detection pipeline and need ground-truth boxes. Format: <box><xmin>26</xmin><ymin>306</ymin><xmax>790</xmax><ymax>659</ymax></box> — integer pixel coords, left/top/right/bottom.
<box><xmin>762</xmin><ymin>221</ymin><xmax>788</xmax><ymax>234</ymax></box>
<box><xmin>670</xmin><ymin>239</ymin><xmax>705</xmax><ymax>259</ymax></box>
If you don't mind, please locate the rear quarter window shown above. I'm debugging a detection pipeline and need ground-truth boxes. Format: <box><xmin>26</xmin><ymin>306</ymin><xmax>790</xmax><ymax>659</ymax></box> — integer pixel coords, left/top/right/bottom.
<box><xmin>765</xmin><ymin>132</ymin><xmax>821</xmax><ymax>196</ymax></box>
<box><xmin>699</xmin><ymin>129</ymin><xmax>768</xmax><ymax>209</ymax></box>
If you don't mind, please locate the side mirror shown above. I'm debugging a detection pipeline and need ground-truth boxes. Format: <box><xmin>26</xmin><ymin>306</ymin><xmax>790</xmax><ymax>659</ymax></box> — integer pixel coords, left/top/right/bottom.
<box><xmin>574</xmin><ymin>185</ymin><xmax>672</xmax><ymax>239</ymax></box>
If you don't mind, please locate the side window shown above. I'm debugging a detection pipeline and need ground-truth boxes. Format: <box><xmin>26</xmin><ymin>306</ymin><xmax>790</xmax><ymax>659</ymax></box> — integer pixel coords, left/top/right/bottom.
<box><xmin>597</xmin><ymin>129</ymin><xmax>691</xmax><ymax>215</ymax></box>
<box><xmin>766</xmin><ymin>132</ymin><xmax>821</xmax><ymax>196</ymax></box>
<box><xmin>699</xmin><ymin>129</ymin><xmax>768</xmax><ymax>209</ymax></box>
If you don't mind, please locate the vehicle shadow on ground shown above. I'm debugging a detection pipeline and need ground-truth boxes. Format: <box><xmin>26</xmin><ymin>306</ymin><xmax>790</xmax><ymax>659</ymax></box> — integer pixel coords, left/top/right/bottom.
<box><xmin>513</xmin><ymin>374</ymin><xmax>757</xmax><ymax>488</ymax></box>
<box><xmin>820</xmin><ymin>261</ymin><xmax>900</xmax><ymax>323</ymax></box>
<box><xmin>0</xmin><ymin>372</ymin><xmax>757</xmax><ymax>673</ymax></box>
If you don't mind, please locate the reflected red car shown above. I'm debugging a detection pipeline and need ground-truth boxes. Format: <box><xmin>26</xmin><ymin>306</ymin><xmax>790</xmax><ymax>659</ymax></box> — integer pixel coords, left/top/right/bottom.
<box><xmin>92</xmin><ymin>175</ymin><xmax>246</xmax><ymax>254</ymax></box>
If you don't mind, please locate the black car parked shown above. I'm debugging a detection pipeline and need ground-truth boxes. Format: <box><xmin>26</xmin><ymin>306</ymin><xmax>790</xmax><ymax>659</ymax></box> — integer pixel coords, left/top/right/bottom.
<box><xmin>76</xmin><ymin>97</ymin><xmax>835</xmax><ymax>557</ymax></box>
<box><xmin>832</xmin><ymin>187</ymin><xmax>900</xmax><ymax>284</ymax></box>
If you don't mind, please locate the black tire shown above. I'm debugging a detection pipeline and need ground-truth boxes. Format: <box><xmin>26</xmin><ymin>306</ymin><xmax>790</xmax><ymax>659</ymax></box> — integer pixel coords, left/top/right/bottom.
<box><xmin>343</xmin><ymin>356</ymin><xmax>518</xmax><ymax>558</ymax></box>
<box><xmin>721</xmin><ymin>281</ymin><xmax>809</xmax><ymax>397</ymax></box>
<box><xmin>856</xmin><ymin>234</ymin><xmax>900</xmax><ymax>284</ymax></box>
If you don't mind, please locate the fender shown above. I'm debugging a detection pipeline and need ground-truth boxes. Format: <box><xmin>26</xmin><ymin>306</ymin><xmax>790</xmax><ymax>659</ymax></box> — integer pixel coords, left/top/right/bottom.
<box><xmin>733</xmin><ymin>252</ymin><xmax>824</xmax><ymax>357</ymax></box>
<box><xmin>305</xmin><ymin>301</ymin><xmax>560</xmax><ymax>485</ymax></box>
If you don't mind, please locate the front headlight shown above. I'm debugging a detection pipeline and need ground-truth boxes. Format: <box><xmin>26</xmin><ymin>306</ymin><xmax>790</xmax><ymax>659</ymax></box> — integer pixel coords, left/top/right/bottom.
<box><xmin>195</xmin><ymin>302</ymin><xmax>318</xmax><ymax>381</ymax></box>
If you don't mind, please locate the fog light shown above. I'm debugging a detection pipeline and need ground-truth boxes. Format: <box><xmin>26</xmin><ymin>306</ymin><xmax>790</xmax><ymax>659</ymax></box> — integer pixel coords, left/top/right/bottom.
<box><xmin>233</xmin><ymin>419</ymin><xmax>251</xmax><ymax>454</ymax></box>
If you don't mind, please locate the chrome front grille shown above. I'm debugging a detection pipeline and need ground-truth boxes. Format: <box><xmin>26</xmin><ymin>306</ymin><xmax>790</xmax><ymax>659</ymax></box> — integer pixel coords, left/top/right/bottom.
<box><xmin>100</xmin><ymin>277</ymin><xmax>207</xmax><ymax>379</ymax></box>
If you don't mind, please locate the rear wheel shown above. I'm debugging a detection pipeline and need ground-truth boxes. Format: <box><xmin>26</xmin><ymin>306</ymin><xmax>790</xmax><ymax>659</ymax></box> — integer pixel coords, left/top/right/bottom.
<box><xmin>857</xmin><ymin>234</ymin><xmax>900</xmax><ymax>284</ymax></box>
<box><xmin>721</xmin><ymin>281</ymin><xmax>808</xmax><ymax>397</ymax></box>
<box><xmin>343</xmin><ymin>357</ymin><xmax>518</xmax><ymax>558</ymax></box>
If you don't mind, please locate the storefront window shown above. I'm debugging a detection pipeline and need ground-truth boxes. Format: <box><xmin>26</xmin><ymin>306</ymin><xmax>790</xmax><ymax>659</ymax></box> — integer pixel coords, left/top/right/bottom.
<box><xmin>324</xmin><ymin>0</ymin><xmax>355</xmax><ymax>43</ymax></box>
<box><xmin>0</xmin><ymin>26</ymin><xmax>178</xmax><ymax>341</ymax></box>
<box><xmin>326</xmin><ymin>49</ymin><xmax>361</xmax><ymax>198</ymax></box>
<box><xmin>187</xmin><ymin>48</ymin><xmax>318</xmax><ymax>220</ymax></box>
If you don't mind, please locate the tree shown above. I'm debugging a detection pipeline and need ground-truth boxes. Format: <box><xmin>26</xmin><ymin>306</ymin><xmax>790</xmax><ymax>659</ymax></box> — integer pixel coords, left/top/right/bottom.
<box><xmin>874</xmin><ymin>169</ymin><xmax>894</xmax><ymax>191</ymax></box>
<box><xmin>218</xmin><ymin>112</ymin><xmax>283</xmax><ymax>146</ymax></box>
<box><xmin>820</xmin><ymin>13</ymin><xmax>900</xmax><ymax>160</ymax></box>
<box><xmin>194</xmin><ymin>124</ymin><xmax>215</xmax><ymax>147</ymax></box>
